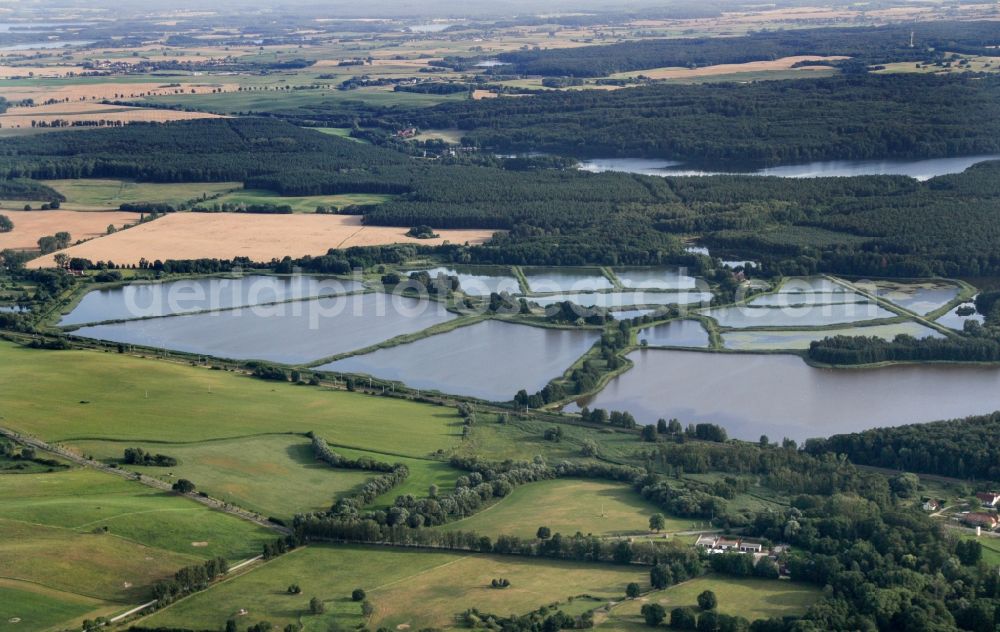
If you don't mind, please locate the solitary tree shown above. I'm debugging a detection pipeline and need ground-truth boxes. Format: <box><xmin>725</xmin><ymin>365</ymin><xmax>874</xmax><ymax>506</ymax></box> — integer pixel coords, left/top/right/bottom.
<box><xmin>352</xmin><ymin>588</ymin><xmax>366</xmax><ymax>602</ymax></box>
<box><xmin>0</xmin><ymin>214</ymin><xmax>12</xmax><ymax>233</ymax></box>
<box><xmin>626</xmin><ymin>582</ymin><xmax>641</xmax><ymax>599</ymax></box>
<box><xmin>697</xmin><ymin>590</ymin><xmax>717</xmax><ymax>611</ymax></box>
<box><xmin>536</xmin><ymin>526</ymin><xmax>551</xmax><ymax>540</ymax></box>
<box><xmin>309</xmin><ymin>597</ymin><xmax>325</xmax><ymax>614</ymax></box>
<box><xmin>649</xmin><ymin>513</ymin><xmax>666</xmax><ymax>532</ymax></box>
<box><xmin>171</xmin><ymin>478</ymin><xmax>195</xmax><ymax>494</ymax></box>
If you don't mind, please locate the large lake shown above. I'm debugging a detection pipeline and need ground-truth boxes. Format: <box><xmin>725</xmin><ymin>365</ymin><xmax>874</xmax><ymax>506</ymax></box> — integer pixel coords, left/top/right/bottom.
<box><xmin>567</xmin><ymin>349</ymin><xmax>1000</xmax><ymax>441</ymax></box>
<box><xmin>71</xmin><ymin>293</ymin><xmax>455</xmax><ymax>364</ymax></box>
<box><xmin>61</xmin><ymin>275</ymin><xmax>363</xmax><ymax>326</ymax></box>
<box><xmin>317</xmin><ymin>319</ymin><xmax>600</xmax><ymax>401</ymax></box>
<box><xmin>578</xmin><ymin>155</ymin><xmax>1000</xmax><ymax>181</ymax></box>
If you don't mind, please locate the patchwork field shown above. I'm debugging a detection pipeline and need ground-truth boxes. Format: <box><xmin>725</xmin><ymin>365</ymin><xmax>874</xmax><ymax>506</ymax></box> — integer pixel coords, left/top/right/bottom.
<box><xmin>140</xmin><ymin>544</ymin><xmax>649</xmax><ymax>630</ymax></box>
<box><xmin>440</xmin><ymin>478</ymin><xmax>696</xmax><ymax>538</ymax></box>
<box><xmin>0</xmin><ymin>209</ymin><xmax>138</xmax><ymax>251</ymax></box>
<box><xmin>42</xmin><ymin>179</ymin><xmax>242</xmax><ymax>210</ymax></box>
<box><xmin>28</xmin><ymin>212</ymin><xmax>498</xmax><ymax>268</ymax></box>
<box><xmin>0</xmin><ymin>102</ymin><xmax>225</xmax><ymax>131</ymax></box>
<box><xmin>0</xmin><ymin>341</ymin><xmax>464</xmax><ymax>456</ymax></box>
<box><xmin>598</xmin><ymin>575</ymin><xmax>822</xmax><ymax>628</ymax></box>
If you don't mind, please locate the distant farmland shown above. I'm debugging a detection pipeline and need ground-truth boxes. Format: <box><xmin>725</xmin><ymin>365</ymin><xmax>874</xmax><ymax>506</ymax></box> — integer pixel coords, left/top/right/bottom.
<box><xmin>28</xmin><ymin>213</ymin><xmax>498</xmax><ymax>267</ymax></box>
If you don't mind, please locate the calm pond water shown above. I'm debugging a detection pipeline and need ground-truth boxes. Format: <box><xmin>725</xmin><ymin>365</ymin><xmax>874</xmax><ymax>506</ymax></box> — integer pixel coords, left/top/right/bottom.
<box><xmin>614</xmin><ymin>267</ymin><xmax>699</xmax><ymax>290</ymax></box>
<box><xmin>639</xmin><ymin>320</ymin><xmax>710</xmax><ymax>348</ymax></box>
<box><xmin>578</xmin><ymin>155</ymin><xmax>1000</xmax><ymax>181</ymax></box>
<box><xmin>567</xmin><ymin>349</ymin><xmax>1000</xmax><ymax>441</ymax></box>
<box><xmin>415</xmin><ymin>266</ymin><xmax>520</xmax><ymax>297</ymax></box>
<box><xmin>317</xmin><ymin>319</ymin><xmax>600</xmax><ymax>401</ymax></box>
<box><xmin>936</xmin><ymin>300</ymin><xmax>984</xmax><ymax>331</ymax></box>
<box><xmin>721</xmin><ymin>321</ymin><xmax>944</xmax><ymax>351</ymax></box>
<box><xmin>863</xmin><ymin>281</ymin><xmax>960</xmax><ymax>315</ymax></box>
<box><xmin>61</xmin><ymin>276</ymin><xmax>363</xmax><ymax>326</ymax></box>
<box><xmin>531</xmin><ymin>291</ymin><xmax>712</xmax><ymax>309</ymax></box>
<box><xmin>701</xmin><ymin>302</ymin><xmax>895</xmax><ymax>328</ymax></box>
<box><xmin>523</xmin><ymin>267</ymin><xmax>613</xmax><ymax>293</ymax></box>
<box><xmin>747</xmin><ymin>292</ymin><xmax>867</xmax><ymax>307</ymax></box>
<box><xmin>71</xmin><ymin>293</ymin><xmax>455</xmax><ymax>364</ymax></box>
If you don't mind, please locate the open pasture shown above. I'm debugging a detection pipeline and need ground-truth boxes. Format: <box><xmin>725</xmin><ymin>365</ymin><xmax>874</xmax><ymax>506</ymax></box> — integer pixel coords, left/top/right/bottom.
<box><xmin>0</xmin><ymin>209</ymin><xmax>138</xmax><ymax>251</ymax></box>
<box><xmin>0</xmin><ymin>466</ymin><xmax>273</xmax><ymax>562</ymax></box>
<box><xmin>211</xmin><ymin>189</ymin><xmax>395</xmax><ymax>213</ymax></box>
<box><xmin>0</xmin><ymin>581</ymin><xmax>109</xmax><ymax>632</ymax></box>
<box><xmin>0</xmin><ymin>341</ymin><xmax>463</xmax><ymax>457</ymax></box>
<box><xmin>600</xmin><ymin>575</ymin><xmax>821</xmax><ymax>628</ymax></box>
<box><xmin>70</xmin><ymin>435</ymin><xmax>377</xmax><ymax>521</ymax></box>
<box><xmin>440</xmin><ymin>478</ymin><xmax>696</xmax><ymax>538</ymax></box>
<box><xmin>140</xmin><ymin>544</ymin><xmax>648</xmax><ymax>630</ymax></box>
<box><xmin>28</xmin><ymin>212</ymin><xmax>497</xmax><ymax>267</ymax></box>
<box><xmin>42</xmin><ymin>178</ymin><xmax>241</xmax><ymax>210</ymax></box>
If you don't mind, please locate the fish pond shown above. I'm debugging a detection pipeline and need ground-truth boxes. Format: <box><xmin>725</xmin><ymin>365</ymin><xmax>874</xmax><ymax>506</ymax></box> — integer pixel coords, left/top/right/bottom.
<box><xmin>568</xmin><ymin>349</ymin><xmax>1000</xmax><ymax>441</ymax></box>
<box><xmin>71</xmin><ymin>293</ymin><xmax>455</xmax><ymax>365</ymax></box>
<box><xmin>316</xmin><ymin>319</ymin><xmax>600</xmax><ymax>401</ymax></box>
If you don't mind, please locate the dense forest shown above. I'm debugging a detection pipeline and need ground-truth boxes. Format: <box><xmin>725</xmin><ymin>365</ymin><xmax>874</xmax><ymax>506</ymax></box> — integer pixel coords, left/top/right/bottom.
<box><xmin>4</xmin><ymin>119</ymin><xmax>1000</xmax><ymax>275</ymax></box>
<box><xmin>805</xmin><ymin>412</ymin><xmax>1000</xmax><ymax>481</ymax></box>
<box><xmin>478</xmin><ymin>22</ymin><xmax>1000</xmax><ymax>77</ymax></box>
<box><xmin>363</xmin><ymin>74</ymin><xmax>1000</xmax><ymax>166</ymax></box>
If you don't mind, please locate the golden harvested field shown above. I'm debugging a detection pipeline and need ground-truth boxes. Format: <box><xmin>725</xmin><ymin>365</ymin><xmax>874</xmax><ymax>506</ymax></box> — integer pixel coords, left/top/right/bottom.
<box><xmin>0</xmin><ymin>210</ymin><xmax>139</xmax><ymax>251</ymax></box>
<box><xmin>613</xmin><ymin>55</ymin><xmax>849</xmax><ymax>80</ymax></box>
<box><xmin>0</xmin><ymin>65</ymin><xmax>88</xmax><ymax>78</ymax></box>
<box><xmin>27</xmin><ymin>213</ymin><xmax>498</xmax><ymax>267</ymax></box>
<box><xmin>0</xmin><ymin>81</ymin><xmax>239</xmax><ymax>103</ymax></box>
<box><xmin>0</xmin><ymin>103</ymin><xmax>224</xmax><ymax>130</ymax></box>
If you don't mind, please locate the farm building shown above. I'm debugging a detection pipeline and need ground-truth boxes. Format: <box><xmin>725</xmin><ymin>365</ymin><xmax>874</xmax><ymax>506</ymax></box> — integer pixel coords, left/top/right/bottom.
<box><xmin>976</xmin><ymin>492</ymin><xmax>1000</xmax><ymax>508</ymax></box>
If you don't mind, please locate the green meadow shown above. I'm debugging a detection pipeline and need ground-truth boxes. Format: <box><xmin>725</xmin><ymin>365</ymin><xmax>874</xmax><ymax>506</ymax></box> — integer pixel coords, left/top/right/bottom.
<box><xmin>71</xmin><ymin>435</ymin><xmax>378</xmax><ymax>520</ymax></box>
<box><xmin>40</xmin><ymin>179</ymin><xmax>241</xmax><ymax>209</ymax></box>
<box><xmin>600</xmin><ymin>575</ymin><xmax>822</xmax><ymax>628</ymax></box>
<box><xmin>440</xmin><ymin>478</ymin><xmax>696</xmax><ymax>538</ymax></box>
<box><xmin>211</xmin><ymin>189</ymin><xmax>395</xmax><ymax>212</ymax></box>
<box><xmin>140</xmin><ymin>544</ymin><xmax>648</xmax><ymax>630</ymax></box>
<box><xmin>0</xmin><ymin>342</ymin><xmax>464</xmax><ymax>456</ymax></box>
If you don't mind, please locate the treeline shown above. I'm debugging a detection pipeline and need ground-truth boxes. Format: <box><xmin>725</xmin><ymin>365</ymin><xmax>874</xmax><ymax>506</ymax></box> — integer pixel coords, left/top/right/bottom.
<box><xmin>295</xmin><ymin>511</ymin><xmax>702</xmax><ymax>567</ymax></box>
<box><xmin>151</xmin><ymin>557</ymin><xmax>228</xmax><ymax>606</ymax></box>
<box><xmin>0</xmin><ymin>178</ymin><xmax>64</xmax><ymax>202</ymax></box>
<box><xmin>310</xmin><ymin>434</ymin><xmax>409</xmax><ymax>506</ymax></box>
<box><xmin>376</xmin><ymin>74</ymin><xmax>1000</xmax><ymax>166</ymax></box>
<box><xmin>807</xmin><ymin>334</ymin><xmax>1000</xmax><ymax>365</ymax></box>
<box><xmin>804</xmin><ymin>412</ymin><xmax>1000</xmax><ymax>481</ymax></box>
<box><xmin>487</xmin><ymin>22</ymin><xmax>1000</xmax><ymax>77</ymax></box>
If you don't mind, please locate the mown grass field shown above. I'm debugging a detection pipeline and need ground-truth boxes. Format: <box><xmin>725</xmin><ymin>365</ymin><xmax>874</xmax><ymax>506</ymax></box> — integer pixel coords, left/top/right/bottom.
<box><xmin>211</xmin><ymin>189</ymin><xmax>395</xmax><ymax>213</ymax></box>
<box><xmin>41</xmin><ymin>179</ymin><xmax>240</xmax><ymax>209</ymax></box>
<box><xmin>71</xmin><ymin>435</ymin><xmax>378</xmax><ymax>520</ymax></box>
<box><xmin>0</xmin><ymin>467</ymin><xmax>273</xmax><ymax>563</ymax></box>
<box><xmin>440</xmin><ymin>478</ymin><xmax>696</xmax><ymax>538</ymax></box>
<box><xmin>0</xmin><ymin>342</ymin><xmax>464</xmax><ymax>457</ymax></box>
<box><xmin>0</xmin><ymin>581</ymin><xmax>110</xmax><ymax>632</ymax></box>
<box><xmin>0</xmin><ymin>463</ymin><xmax>274</xmax><ymax>631</ymax></box>
<box><xmin>599</xmin><ymin>575</ymin><xmax>821</xmax><ymax>628</ymax></box>
<box><xmin>140</xmin><ymin>544</ymin><xmax>648</xmax><ymax>630</ymax></box>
